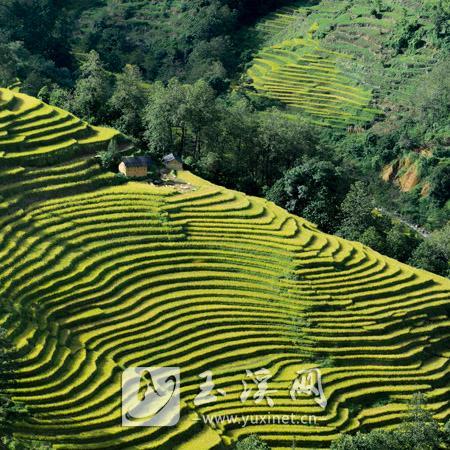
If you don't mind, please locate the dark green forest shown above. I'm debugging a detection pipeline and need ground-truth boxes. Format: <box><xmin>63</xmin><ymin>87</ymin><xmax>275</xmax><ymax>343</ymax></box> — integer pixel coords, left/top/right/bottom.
<box><xmin>0</xmin><ymin>0</ymin><xmax>448</xmax><ymax>279</ymax></box>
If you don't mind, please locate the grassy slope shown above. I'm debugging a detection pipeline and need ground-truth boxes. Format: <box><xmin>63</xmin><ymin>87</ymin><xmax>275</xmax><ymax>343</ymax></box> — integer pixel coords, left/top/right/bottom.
<box><xmin>0</xmin><ymin>89</ymin><xmax>449</xmax><ymax>449</ymax></box>
<box><xmin>245</xmin><ymin>0</ymin><xmax>442</xmax><ymax>127</ymax></box>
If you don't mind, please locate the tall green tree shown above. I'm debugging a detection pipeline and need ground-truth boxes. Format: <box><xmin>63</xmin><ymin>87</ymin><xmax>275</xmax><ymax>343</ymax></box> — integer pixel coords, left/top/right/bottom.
<box><xmin>254</xmin><ymin>111</ymin><xmax>316</xmax><ymax>188</ymax></box>
<box><xmin>409</xmin><ymin>223</ymin><xmax>450</xmax><ymax>277</ymax></box>
<box><xmin>96</xmin><ymin>138</ymin><xmax>121</xmax><ymax>172</ymax></box>
<box><xmin>208</xmin><ymin>94</ymin><xmax>258</xmax><ymax>189</ymax></box>
<box><xmin>184</xmin><ymin>79</ymin><xmax>219</xmax><ymax>159</ymax></box>
<box><xmin>71</xmin><ymin>51</ymin><xmax>114</xmax><ymax>124</ymax></box>
<box><xmin>109</xmin><ymin>64</ymin><xmax>147</xmax><ymax>138</ymax></box>
<box><xmin>429</xmin><ymin>163</ymin><xmax>450</xmax><ymax>207</ymax></box>
<box><xmin>143</xmin><ymin>78</ymin><xmax>218</xmax><ymax>158</ymax></box>
<box><xmin>331</xmin><ymin>393</ymin><xmax>448</xmax><ymax>450</ymax></box>
<box><xmin>385</xmin><ymin>223</ymin><xmax>420</xmax><ymax>263</ymax></box>
<box><xmin>143</xmin><ymin>79</ymin><xmax>186</xmax><ymax>157</ymax></box>
<box><xmin>266</xmin><ymin>159</ymin><xmax>348</xmax><ymax>232</ymax></box>
<box><xmin>337</xmin><ymin>181</ymin><xmax>377</xmax><ymax>239</ymax></box>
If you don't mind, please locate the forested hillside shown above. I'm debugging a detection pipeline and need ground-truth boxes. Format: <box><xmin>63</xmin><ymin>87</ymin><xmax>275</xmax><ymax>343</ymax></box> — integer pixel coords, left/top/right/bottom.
<box><xmin>0</xmin><ymin>0</ymin><xmax>288</xmax><ymax>90</ymax></box>
<box><xmin>245</xmin><ymin>0</ymin><xmax>449</xmax><ymax>192</ymax></box>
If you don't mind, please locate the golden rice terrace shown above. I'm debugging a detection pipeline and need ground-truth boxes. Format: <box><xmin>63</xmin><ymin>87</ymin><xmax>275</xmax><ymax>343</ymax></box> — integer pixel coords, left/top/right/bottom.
<box><xmin>247</xmin><ymin>39</ymin><xmax>378</xmax><ymax>127</ymax></box>
<box><xmin>0</xmin><ymin>89</ymin><xmax>449</xmax><ymax>449</ymax></box>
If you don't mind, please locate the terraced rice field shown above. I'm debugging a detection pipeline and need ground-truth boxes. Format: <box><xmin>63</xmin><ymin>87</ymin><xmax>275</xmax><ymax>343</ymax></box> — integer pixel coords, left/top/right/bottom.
<box><xmin>1</xmin><ymin>90</ymin><xmax>449</xmax><ymax>449</ymax></box>
<box><xmin>247</xmin><ymin>38</ymin><xmax>377</xmax><ymax>127</ymax></box>
<box><xmin>0</xmin><ymin>88</ymin><xmax>118</xmax><ymax>167</ymax></box>
<box><xmin>248</xmin><ymin>0</ymin><xmax>438</xmax><ymax>127</ymax></box>
<box><xmin>256</xmin><ymin>5</ymin><xmax>301</xmax><ymax>34</ymax></box>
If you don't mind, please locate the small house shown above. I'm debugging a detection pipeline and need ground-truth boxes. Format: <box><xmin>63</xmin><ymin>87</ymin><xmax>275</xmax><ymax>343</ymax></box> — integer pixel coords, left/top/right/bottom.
<box><xmin>162</xmin><ymin>153</ymin><xmax>183</xmax><ymax>171</ymax></box>
<box><xmin>118</xmin><ymin>156</ymin><xmax>153</xmax><ymax>178</ymax></box>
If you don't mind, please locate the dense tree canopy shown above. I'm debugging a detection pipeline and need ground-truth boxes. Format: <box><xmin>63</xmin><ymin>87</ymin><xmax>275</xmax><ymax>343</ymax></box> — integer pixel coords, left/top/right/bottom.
<box><xmin>74</xmin><ymin>0</ymin><xmax>290</xmax><ymax>84</ymax></box>
<box><xmin>266</xmin><ymin>160</ymin><xmax>349</xmax><ymax>233</ymax></box>
<box><xmin>331</xmin><ymin>394</ymin><xmax>450</xmax><ymax>450</ymax></box>
<box><xmin>235</xmin><ymin>434</ymin><xmax>270</xmax><ymax>450</ymax></box>
<box><xmin>409</xmin><ymin>223</ymin><xmax>450</xmax><ymax>277</ymax></box>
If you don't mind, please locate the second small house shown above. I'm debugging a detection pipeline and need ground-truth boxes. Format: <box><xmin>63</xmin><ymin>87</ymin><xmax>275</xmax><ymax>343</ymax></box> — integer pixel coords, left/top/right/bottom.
<box><xmin>162</xmin><ymin>153</ymin><xmax>183</xmax><ymax>171</ymax></box>
<box><xmin>119</xmin><ymin>156</ymin><xmax>153</xmax><ymax>178</ymax></box>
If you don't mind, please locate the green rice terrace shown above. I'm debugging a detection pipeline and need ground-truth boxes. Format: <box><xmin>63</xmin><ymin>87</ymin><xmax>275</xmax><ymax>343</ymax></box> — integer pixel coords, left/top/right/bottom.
<box><xmin>247</xmin><ymin>38</ymin><xmax>378</xmax><ymax>127</ymax></box>
<box><xmin>246</xmin><ymin>0</ymin><xmax>441</xmax><ymax>127</ymax></box>
<box><xmin>0</xmin><ymin>88</ymin><xmax>118</xmax><ymax>167</ymax></box>
<box><xmin>0</xmin><ymin>88</ymin><xmax>449</xmax><ymax>449</ymax></box>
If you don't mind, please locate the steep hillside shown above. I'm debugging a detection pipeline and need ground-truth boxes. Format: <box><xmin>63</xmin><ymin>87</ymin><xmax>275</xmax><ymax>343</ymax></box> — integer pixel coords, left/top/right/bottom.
<box><xmin>0</xmin><ymin>88</ymin><xmax>120</xmax><ymax>214</ymax></box>
<box><xmin>0</xmin><ymin>88</ymin><xmax>118</xmax><ymax>167</ymax></box>
<box><xmin>247</xmin><ymin>37</ymin><xmax>378</xmax><ymax>127</ymax></box>
<box><xmin>0</xmin><ymin>90</ymin><xmax>449</xmax><ymax>449</ymax></box>
<box><xmin>245</xmin><ymin>0</ymin><xmax>443</xmax><ymax>127</ymax></box>
<box><xmin>74</xmin><ymin>0</ymin><xmax>286</xmax><ymax>82</ymax></box>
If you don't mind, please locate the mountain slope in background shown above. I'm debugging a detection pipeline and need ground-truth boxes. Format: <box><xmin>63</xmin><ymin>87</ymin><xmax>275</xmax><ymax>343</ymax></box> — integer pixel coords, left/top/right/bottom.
<box><xmin>245</xmin><ymin>0</ymin><xmax>444</xmax><ymax>126</ymax></box>
<box><xmin>242</xmin><ymin>0</ymin><xmax>449</xmax><ymax>229</ymax></box>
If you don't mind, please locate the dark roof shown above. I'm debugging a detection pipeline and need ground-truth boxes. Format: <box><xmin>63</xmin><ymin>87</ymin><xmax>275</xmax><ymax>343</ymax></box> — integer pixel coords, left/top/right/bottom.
<box><xmin>122</xmin><ymin>156</ymin><xmax>153</xmax><ymax>167</ymax></box>
<box><xmin>162</xmin><ymin>153</ymin><xmax>182</xmax><ymax>163</ymax></box>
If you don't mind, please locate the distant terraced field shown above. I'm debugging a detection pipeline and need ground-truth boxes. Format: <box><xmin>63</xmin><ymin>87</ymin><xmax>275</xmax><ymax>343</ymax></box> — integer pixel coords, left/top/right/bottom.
<box><xmin>247</xmin><ymin>0</ymin><xmax>439</xmax><ymax>127</ymax></box>
<box><xmin>1</xmin><ymin>89</ymin><xmax>449</xmax><ymax>449</ymax></box>
<box><xmin>247</xmin><ymin>38</ymin><xmax>378</xmax><ymax>127</ymax></box>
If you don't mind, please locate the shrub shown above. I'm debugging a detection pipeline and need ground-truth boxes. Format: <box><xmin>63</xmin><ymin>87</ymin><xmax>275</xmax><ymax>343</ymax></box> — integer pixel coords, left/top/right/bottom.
<box><xmin>96</xmin><ymin>138</ymin><xmax>121</xmax><ymax>171</ymax></box>
<box><xmin>236</xmin><ymin>435</ymin><xmax>270</xmax><ymax>450</ymax></box>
